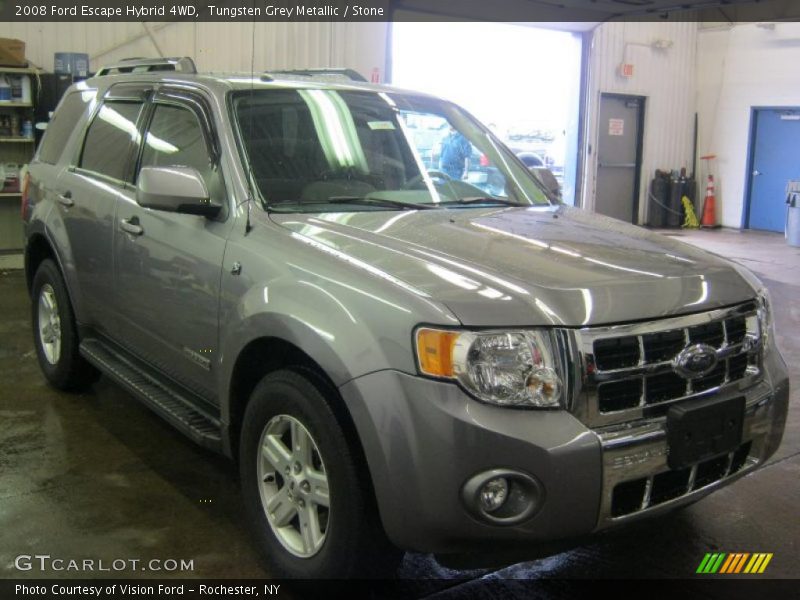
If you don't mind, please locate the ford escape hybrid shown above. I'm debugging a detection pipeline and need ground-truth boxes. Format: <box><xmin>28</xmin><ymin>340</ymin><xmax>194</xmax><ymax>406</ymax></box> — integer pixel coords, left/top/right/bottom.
<box><xmin>23</xmin><ymin>58</ymin><xmax>789</xmax><ymax>578</ymax></box>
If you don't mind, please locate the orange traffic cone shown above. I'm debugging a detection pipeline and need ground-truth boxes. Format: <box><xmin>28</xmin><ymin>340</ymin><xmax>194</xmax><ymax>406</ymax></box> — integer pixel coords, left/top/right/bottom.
<box><xmin>700</xmin><ymin>175</ymin><xmax>719</xmax><ymax>228</ymax></box>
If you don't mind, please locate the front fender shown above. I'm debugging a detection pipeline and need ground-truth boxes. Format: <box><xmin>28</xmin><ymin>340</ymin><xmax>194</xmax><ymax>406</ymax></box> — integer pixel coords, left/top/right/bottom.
<box><xmin>219</xmin><ymin>309</ymin><xmax>355</xmax><ymax>395</ymax></box>
<box><xmin>216</xmin><ymin>222</ymin><xmax>461</xmax><ymax>441</ymax></box>
<box><xmin>218</xmin><ymin>272</ymin><xmax>432</xmax><ymax>391</ymax></box>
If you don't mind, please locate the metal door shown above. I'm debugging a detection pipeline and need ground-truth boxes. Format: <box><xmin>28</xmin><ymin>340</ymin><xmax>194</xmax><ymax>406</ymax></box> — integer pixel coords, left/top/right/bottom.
<box><xmin>746</xmin><ymin>108</ymin><xmax>800</xmax><ymax>232</ymax></box>
<box><xmin>54</xmin><ymin>169</ymin><xmax>124</xmax><ymax>337</ymax></box>
<box><xmin>55</xmin><ymin>92</ymin><xmax>149</xmax><ymax>337</ymax></box>
<box><xmin>114</xmin><ymin>90</ymin><xmax>229</xmax><ymax>401</ymax></box>
<box><xmin>595</xmin><ymin>94</ymin><xmax>644</xmax><ymax>223</ymax></box>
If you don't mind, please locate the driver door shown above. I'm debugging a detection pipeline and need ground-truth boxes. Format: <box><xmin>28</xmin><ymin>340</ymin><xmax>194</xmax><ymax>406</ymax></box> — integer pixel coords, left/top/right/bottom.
<box><xmin>113</xmin><ymin>89</ymin><xmax>230</xmax><ymax>402</ymax></box>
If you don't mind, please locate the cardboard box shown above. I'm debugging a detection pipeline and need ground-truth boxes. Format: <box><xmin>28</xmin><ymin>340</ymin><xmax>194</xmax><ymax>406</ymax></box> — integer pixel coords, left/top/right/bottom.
<box><xmin>0</xmin><ymin>39</ymin><xmax>26</xmax><ymax>68</ymax></box>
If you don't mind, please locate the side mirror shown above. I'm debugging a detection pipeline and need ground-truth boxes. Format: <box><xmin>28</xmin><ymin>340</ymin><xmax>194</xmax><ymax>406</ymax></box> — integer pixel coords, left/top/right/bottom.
<box><xmin>530</xmin><ymin>167</ymin><xmax>562</xmax><ymax>199</ymax></box>
<box><xmin>136</xmin><ymin>166</ymin><xmax>221</xmax><ymax>217</ymax></box>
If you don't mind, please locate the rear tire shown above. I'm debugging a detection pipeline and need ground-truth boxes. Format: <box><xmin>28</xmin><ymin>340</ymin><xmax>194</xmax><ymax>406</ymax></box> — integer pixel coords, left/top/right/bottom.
<box><xmin>31</xmin><ymin>259</ymin><xmax>99</xmax><ymax>390</ymax></box>
<box><xmin>239</xmin><ymin>368</ymin><xmax>401</xmax><ymax>578</ymax></box>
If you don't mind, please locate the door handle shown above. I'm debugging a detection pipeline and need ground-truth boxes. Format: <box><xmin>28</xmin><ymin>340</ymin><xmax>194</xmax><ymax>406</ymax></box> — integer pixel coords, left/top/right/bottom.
<box><xmin>119</xmin><ymin>217</ymin><xmax>143</xmax><ymax>236</ymax></box>
<box><xmin>753</xmin><ymin>170</ymin><xmax>762</xmax><ymax>177</ymax></box>
<box><xmin>57</xmin><ymin>191</ymin><xmax>74</xmax><ymax>207</ymax></box>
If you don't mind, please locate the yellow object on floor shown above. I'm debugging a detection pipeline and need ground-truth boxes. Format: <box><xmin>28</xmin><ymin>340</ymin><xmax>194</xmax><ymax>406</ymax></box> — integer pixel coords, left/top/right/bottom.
<box><xmin>682</xmin><ymin>196</ymin><xmax>700</xmax><ymax>229</ymax></box>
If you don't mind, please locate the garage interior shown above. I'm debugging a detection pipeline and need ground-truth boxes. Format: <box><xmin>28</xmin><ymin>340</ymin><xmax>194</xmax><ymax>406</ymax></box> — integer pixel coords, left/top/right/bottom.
<box><xmin>1</xmin><ymin>0</ymin><xmax>800</xmax><ymax>587</ymax></box>
<box><xmin>2</xmin><ymin>230</ymin><xmax>797</xmax><ymax>584</ymax></box>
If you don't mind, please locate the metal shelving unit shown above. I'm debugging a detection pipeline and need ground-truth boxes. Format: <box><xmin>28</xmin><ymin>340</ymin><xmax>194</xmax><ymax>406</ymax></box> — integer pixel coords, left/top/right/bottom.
<box><xmin>0</xmin><ymin>66</ymin><xmax>38</xmax><ymax>253</ymax></box>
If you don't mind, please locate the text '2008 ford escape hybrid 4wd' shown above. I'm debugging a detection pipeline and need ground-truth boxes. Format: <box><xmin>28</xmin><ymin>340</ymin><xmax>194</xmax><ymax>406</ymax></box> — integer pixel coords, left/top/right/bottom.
<box><xmin>22</xmin><ymin>58</ymin><xmax>789</xmax><ymax>578</ymax></box>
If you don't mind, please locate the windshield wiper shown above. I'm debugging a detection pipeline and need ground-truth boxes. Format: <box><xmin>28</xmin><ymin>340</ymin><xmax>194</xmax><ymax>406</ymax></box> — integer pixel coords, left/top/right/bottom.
<box><xmin>328</xmin><ymin>196</ymin><xmax>436</xmax><ymax>210</ymax></box>
<box><xmin>438</xmin><ymin>197</ymin><xmax>527</xmax><ymax>207</ymax></box>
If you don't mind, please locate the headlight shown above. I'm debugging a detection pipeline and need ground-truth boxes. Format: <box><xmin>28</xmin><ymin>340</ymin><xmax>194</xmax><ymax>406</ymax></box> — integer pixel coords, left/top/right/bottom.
<box><xmin>757</xmin><ymin>288</ymin><xmax>773</xmax><ymax>346</ymax></box>
<box><xmin>731</xmin><ymin>263</ymin><xmax>773</xmax><ymax>347</ymax></box>
<box><xmin>415</xmin><ymin>328</ymin><xmax>563</xmax><ymax>408</ymax></box>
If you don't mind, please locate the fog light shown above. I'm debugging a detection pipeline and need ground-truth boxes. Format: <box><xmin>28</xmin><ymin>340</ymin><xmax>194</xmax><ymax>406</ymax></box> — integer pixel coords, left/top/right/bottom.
<box><xmin>462</xmin><ymin>469</ymin><xmax>544</xmax><ymax>525</ymax></box>
<box><xmin>479</xmin><ymin>477</ymin><xmax>508</xmax><ymax>513</ymax></box>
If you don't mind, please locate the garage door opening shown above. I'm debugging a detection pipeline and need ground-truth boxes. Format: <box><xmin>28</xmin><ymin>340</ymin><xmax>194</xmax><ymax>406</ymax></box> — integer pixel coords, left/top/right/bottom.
<box><xmin>391</xmin><ymin>22</ymin><xmax>583</xmax><ymax>205</ymax></box>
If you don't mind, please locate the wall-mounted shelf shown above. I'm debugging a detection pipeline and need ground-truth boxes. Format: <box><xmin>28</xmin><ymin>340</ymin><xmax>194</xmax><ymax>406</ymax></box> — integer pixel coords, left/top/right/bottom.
<box><xmin>0</xmin><ymin>68</ymin><xmax>36</xmax><ymax>253</ymax></box>
<box><xmin>0</xmin><ymin>67</ymin><xmax>40</xmax><ymax>75</ymax></box>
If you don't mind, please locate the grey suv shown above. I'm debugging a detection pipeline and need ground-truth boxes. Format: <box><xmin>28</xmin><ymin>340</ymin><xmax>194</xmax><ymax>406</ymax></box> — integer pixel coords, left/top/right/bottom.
<box><xmin>22</xmin><ymin>59</ymin><xmax>789</xmax><ymax>578</ymax></box>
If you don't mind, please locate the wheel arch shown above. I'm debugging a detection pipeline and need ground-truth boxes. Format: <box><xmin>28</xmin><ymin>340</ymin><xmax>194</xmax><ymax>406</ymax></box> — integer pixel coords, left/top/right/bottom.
<box><xmin>224</xmin><ymin>333</ymin><xmax>391</xmax><ymax>561</ymax></box>
<box><xmin>25</xmin><ymin>229</ymin><xmax>82</xmax><ymax>308</ymax></box>
<box><xmin>224</xmin><ymin>335</ymin><xmax>367</xmax><ymax>471</ymax></box>
<box><xmin>25</xmin><ymin>232</ymin><xmax>57</xmax><ymax>293</ymax></box>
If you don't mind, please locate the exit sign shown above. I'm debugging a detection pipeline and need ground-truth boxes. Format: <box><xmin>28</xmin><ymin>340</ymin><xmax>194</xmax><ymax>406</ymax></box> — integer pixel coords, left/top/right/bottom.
<box><xmin>619</xmin><ymin>63</ymin><xmax>634</xmax><ymax>78</ymax></box>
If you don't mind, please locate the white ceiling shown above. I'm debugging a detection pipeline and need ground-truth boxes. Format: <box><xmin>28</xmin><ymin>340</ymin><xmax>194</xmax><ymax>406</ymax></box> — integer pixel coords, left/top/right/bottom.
<box><xmin>515</xmin><ymin>22</ymin><xmax>600</xmax><ymax>33</ymax></box>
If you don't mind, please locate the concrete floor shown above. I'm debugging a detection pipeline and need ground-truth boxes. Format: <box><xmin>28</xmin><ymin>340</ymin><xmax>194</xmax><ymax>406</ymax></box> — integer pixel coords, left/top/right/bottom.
<box><xmin>1</xmin><ymin>229</ymin><xmax>798</xmax><ymax>590</ymax></box>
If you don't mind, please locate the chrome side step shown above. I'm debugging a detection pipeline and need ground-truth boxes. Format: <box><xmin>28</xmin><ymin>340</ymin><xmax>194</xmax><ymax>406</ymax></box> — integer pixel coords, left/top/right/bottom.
<box><xmin>80</xmin><ymin>338</ymin><xmax>222</xmax><ymax>452</ymax></box>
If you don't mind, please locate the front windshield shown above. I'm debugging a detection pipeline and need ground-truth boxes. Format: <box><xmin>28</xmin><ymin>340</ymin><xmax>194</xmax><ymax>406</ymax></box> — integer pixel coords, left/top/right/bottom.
<box><xmin>232</xmin><ymin>88</ymin><xmax>555</xmax><ymax>212</ymax></box>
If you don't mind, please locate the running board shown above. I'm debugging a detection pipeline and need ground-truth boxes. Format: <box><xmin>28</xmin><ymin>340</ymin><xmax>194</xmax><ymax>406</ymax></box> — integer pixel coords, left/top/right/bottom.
<box><xmin>80</xmin><ymin>338</ymin><xmax>222</xmax><ymax>452</ymax></box>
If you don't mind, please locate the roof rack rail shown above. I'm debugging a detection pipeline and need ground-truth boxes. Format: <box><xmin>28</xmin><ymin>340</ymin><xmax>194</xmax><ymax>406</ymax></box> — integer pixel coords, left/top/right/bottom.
<box><xmin>262</xmin><ymin>68</ymin><xmax>367</xmax><ymax>83</ymax></box>
<box><xmin>95</xmin><ymin>57</ymin><xmax>197</xmax><ymax>77</ymax></box>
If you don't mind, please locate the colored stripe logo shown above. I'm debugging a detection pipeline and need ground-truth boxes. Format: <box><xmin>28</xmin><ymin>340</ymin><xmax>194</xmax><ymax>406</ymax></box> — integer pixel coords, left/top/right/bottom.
<box><xmin>696</xmin><ymin>552</ymin><xmax>773</xmax><ymax>574</ymax></box>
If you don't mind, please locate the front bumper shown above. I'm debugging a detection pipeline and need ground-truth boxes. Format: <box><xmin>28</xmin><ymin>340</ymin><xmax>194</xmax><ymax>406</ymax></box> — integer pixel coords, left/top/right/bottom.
<box><xmin>338</xmin><ymin>344</ymin><xmax>789</xmax><ymax>554</ymax></box>
<box><xmin>596</xmin><ymin>376</ymin><xmax>787</xmax><ymax>529</ymax></box>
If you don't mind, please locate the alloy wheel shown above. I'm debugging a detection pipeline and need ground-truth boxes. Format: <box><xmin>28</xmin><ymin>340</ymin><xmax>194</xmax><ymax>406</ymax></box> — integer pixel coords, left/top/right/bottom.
<box><xmin>38</xmin><ymin>283</ymin><xmax>61</xmax><ymax>365</ymax></box>
<box><xmin>257</xmin><ymin>414</ymin><xmax>330</xmax><ymax>557</ymax></box>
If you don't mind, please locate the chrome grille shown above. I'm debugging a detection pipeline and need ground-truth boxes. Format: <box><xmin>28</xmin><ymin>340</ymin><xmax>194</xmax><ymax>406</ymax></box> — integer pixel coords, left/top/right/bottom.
<box><xmin>572</xmin><ymin>302</ymin><xmax>763</xmax><ymax>428</ymax></box>
<box><xmin>610</xmin><ymin>441</ymin><xmax>753</xmax><ymax>518</ymax></box>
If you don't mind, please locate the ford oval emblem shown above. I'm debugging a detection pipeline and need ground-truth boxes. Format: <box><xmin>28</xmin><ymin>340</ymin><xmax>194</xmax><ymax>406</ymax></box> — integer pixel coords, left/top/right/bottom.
<box><xmin>674</xmin><ymin>344</ymin><xmax>719</xmax><ymax>379</ymax></box>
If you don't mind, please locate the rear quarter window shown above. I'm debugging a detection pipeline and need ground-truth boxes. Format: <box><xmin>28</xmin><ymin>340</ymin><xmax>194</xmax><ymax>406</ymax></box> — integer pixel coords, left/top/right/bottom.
<box><xmin>37</xmin><ymin>91</ymin><xmax>92</xmax><ymax>165</ymax></box>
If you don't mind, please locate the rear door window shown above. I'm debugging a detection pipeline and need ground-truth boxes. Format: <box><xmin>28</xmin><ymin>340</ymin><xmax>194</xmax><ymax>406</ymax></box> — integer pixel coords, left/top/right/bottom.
<box><xmin>79</xmin><ymin>100</ymin><xmax>144</xmax><ymax>181</ymax></box>
<box><xmin>37</xmin><ymin>91</ymin><xmax>92</xmax><ymax>164</ymax></box>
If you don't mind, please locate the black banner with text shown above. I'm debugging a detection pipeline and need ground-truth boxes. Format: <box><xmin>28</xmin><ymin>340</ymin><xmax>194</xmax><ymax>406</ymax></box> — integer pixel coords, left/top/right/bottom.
<box><xmin>2</xmin><ymin>578</ymin><xmax>799</xmax><ymax>600</ymax></box>
<box><xmin>1</xmin><ymin>0</ymin><xmax>800</xmax><ymax>22</ymax></box>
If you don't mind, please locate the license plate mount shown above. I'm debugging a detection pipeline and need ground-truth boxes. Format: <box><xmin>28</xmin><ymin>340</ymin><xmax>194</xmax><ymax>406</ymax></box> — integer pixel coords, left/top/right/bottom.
<box><xmin>666</xmin><ymin>396</ymin><xmax>745</xmax><ymax>470</ymax></box>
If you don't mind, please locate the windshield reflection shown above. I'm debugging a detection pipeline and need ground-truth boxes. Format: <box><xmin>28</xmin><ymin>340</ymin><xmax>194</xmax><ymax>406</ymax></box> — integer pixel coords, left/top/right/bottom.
<box><xmin>233</xmin><ymin>88</ymin><xmax>556</xmax><ymax>212</ymax></box>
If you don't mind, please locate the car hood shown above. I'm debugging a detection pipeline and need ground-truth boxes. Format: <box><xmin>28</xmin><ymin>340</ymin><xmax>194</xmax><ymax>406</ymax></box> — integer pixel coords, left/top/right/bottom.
<box><xmin>270</xmin><ymin>205</ymin><xmax>757</xmax><ymax>327</ymax></box>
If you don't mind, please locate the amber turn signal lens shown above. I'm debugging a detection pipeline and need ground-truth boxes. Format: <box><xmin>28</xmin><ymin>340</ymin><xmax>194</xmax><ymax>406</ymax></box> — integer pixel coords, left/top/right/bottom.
<box><xmin>416</xmin><ymin>328</ymin><xmax>459</xmax><ymax>377</ymax></box>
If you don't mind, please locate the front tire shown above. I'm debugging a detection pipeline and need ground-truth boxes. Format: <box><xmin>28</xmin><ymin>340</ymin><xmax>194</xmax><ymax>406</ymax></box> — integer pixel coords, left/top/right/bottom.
<box><xmin>239</xmin><ymin>369</ymin><xmax>401</xmax><ymax>578</ymax></box>
<box><xmin>31</xmin><ymin>258</ymin><xmax>98</xmax><ymax>390</ymax></box>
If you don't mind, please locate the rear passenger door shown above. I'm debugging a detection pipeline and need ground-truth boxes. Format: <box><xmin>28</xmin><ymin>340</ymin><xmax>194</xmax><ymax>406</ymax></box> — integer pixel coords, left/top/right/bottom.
<box><xmin>56</xmin><ymin>85</ymin><xmax>149</xmax><ymax>337</ymax></box>
<box><xmin>113</xmin><ymin>88</ymin><xmax>229</xmax><ymax>402</ymax></box>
